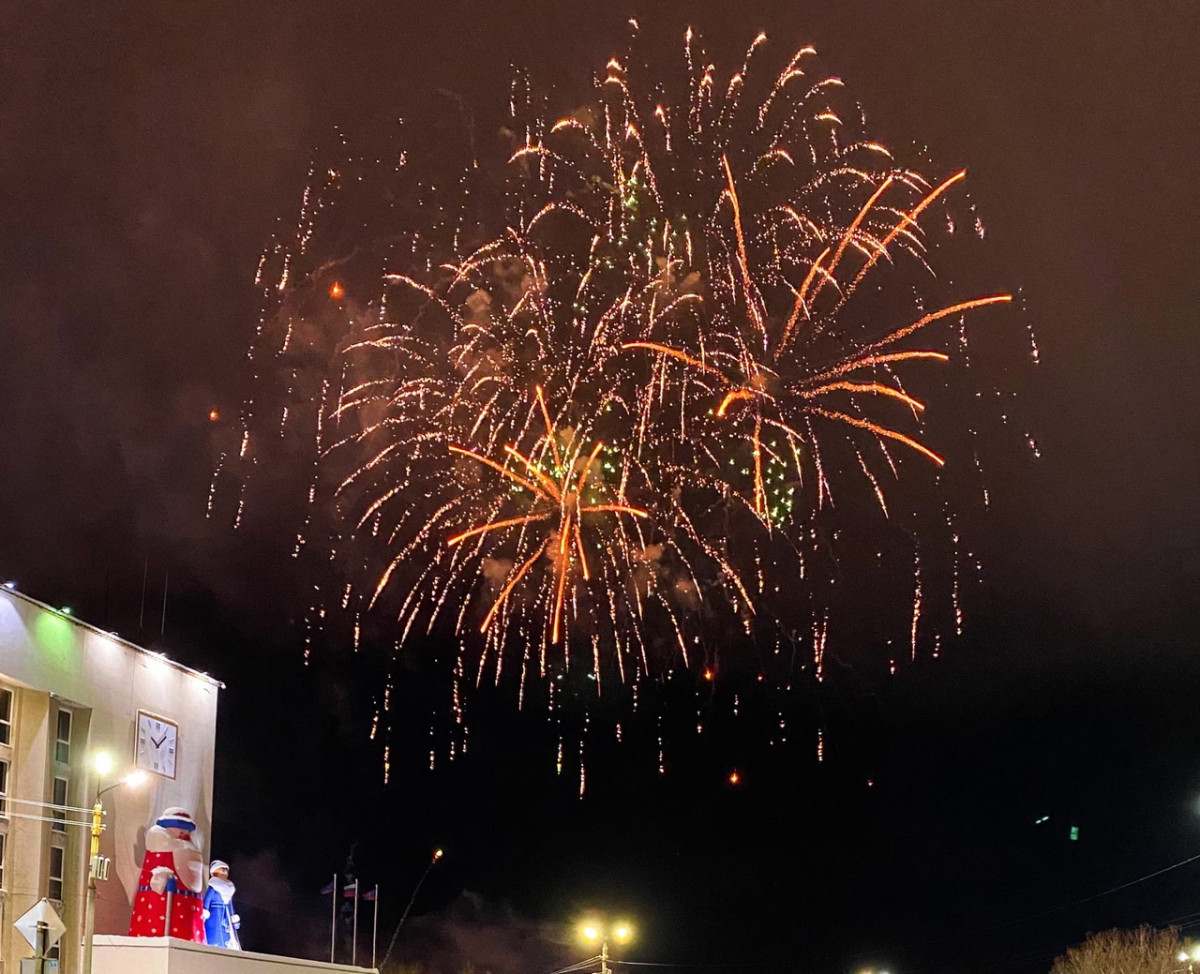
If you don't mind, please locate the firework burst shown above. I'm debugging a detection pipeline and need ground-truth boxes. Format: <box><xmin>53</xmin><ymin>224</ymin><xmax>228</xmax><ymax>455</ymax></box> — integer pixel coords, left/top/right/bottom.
<box><xmin>219</xmin><ymin>25</ymin><xmax>1029</xmax><ymax>778</ymax></box>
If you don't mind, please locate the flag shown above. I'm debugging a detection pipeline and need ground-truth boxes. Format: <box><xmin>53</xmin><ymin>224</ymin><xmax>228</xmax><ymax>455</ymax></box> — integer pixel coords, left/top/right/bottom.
<box><xmin>363</xmin><ymin>888</ymin><xmax>377</xmax><ymax>902</ymax></box>
<box><xmin>343</xmin><ymin>881</ymin><xmax>359</xmax><ymax>898</ymax></box>
<box><xmin>321</xmin><ymin>881</ymin><xmax>336</xmax><ymax>895</ymax></box>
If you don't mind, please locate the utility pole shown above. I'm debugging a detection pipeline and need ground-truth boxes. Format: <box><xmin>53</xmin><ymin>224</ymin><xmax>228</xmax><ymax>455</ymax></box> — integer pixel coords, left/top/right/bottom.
<box><xmin>36</xmin><ymin>921</ymin><xmax>47</xmax><ymax>974</ymax></box>
<box><xmin>82</xmin><ymin>798</ymin><xmax>104</xmax><ymax>974</ymax></box>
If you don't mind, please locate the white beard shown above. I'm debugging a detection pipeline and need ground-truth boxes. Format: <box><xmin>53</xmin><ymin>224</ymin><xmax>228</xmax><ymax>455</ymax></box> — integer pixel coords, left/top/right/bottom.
<box><xmin>145</xmin><ymin>824</ymin><xmax>205</xmax><ymax>892</ymax></box>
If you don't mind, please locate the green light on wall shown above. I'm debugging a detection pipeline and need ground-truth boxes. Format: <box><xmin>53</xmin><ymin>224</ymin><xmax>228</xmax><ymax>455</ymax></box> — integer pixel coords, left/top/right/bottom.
<box><xmin>1069</xmin><ymin>825</ymin><xmax>1080</xmax><ymax>841</ymax></box>
<box><xmin>34</xmin><ymin>611</ymin><xmax>74</xmax><ymax>658</ymax></box>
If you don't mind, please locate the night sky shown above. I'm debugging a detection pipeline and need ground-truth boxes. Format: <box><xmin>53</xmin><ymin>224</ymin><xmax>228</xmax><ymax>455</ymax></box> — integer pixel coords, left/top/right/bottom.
<box><xmin>4</xmin><ymin>2</ymin><xmax>1200</xmax><ymax>974</ymax></box>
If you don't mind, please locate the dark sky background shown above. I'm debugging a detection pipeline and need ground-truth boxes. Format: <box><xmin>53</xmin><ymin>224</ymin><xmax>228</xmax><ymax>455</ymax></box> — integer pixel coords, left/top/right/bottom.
<box><xmin>4</xmin><ymin>2</ymin><xmax>1200</xmax><ymax>973</ymax></box>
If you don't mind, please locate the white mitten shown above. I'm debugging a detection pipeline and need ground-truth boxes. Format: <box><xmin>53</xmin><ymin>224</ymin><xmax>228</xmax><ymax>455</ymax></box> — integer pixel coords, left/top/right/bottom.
<box><xmin>202</xmin><ymin>909</ymin><xmax>210</xmax><ymax>921</ymax></box>
<box><xmin>231</xmin><ymin>915</ymin><xmax>240</xmax><ymax>926</ymax></box>
<box><xmin>149</xmin><ymin>866</ymin><xmax>173</xmax><ymax>894</ymax></box>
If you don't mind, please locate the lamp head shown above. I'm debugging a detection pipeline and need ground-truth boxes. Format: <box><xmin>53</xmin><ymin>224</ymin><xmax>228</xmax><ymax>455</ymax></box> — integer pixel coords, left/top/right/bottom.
<box><xmin>93</xmin><ymin>751</ymin><xmax>114</xmax><ymax>776</ymax></box>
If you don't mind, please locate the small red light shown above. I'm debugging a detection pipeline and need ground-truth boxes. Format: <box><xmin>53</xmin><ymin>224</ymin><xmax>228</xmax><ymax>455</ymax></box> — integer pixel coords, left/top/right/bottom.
<box><xmin>329</xmin><ymin>281</ymin><xmax>345</xmax><ymax>299</ymax></box>
<box><xmin>208</xmin><ymin>409</ymin><xmax>220</xmax><ymax>422</ymax></box>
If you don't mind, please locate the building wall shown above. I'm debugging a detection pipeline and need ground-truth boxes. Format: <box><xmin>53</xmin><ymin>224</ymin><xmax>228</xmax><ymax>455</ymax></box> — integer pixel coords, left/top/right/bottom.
<box><xmin>0</xmin><ymin>590</ymin><xmax>220</xmax><ymax>974</ymax></box>
<box><xmin>93</xmin><ymin>936</ymin><xmax>375</xmax><ymax>974</ymax></box>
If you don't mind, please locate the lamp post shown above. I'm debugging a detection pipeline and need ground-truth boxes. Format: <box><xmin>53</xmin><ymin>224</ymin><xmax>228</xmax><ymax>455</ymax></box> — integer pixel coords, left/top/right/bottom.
<box><xmin>82</xmin><ymin>753</ymin><xmax>147</xmax><ymax>974</ymax></box>
<box><xmin>378</xmin><ymin>846</ymin><xmax>445</xmax><ymax>970</ymax></box>
<box><xmin>579</xmin><ymin>919</ymin><xmax>634</xmax><ymax>974</ymax></box>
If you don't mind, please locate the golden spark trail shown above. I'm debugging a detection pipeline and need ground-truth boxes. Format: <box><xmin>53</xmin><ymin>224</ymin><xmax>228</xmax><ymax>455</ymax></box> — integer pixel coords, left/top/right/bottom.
<box><xmin>809</xmin><ymin>408</ymin><xmax>945</xmax><ymax>466</ymax></box>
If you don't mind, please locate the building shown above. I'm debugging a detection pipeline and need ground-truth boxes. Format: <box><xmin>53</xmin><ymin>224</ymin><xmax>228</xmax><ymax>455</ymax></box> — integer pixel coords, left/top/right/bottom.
<box><xmin>0</xmin><ymin>586</ymin><xmax>221</xmax><ymax>974</ymax></box>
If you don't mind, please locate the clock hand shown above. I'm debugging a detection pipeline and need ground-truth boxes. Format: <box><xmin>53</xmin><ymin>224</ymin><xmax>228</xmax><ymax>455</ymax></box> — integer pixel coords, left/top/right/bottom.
<box><xmin>152</xmin><ymin>733</ymin><xmax>166</xmax><ymax>748</ymax></box>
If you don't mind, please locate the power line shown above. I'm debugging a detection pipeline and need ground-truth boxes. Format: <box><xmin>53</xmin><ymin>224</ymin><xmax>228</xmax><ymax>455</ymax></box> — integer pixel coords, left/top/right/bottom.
<box><xmin>540</xmin><ymin>956</ymin><xmax>602</xmax><ymax>974</ymax></box>
<box><xmin>857</xmin><ymin>849</ymin><xmax>1200</xmax><ymax>957</ymax></box>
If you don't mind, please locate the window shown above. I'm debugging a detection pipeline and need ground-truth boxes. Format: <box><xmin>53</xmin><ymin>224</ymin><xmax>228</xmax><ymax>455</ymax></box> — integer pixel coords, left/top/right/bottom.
<box><xmin>0</xmin><ymin>687</ymin><xmax>11</xmax><ymax>745</ymax></box>
<box><xmin>48</xmin><ymin>845</ymin><xmax>64</xmax><ymax>901</ymax></box>
<box><xmin>52</xmin><ymin>777</ymin><xmax>67</xmax><ymax>831</ymax></box>
<box><xmin>55</xmin><ymin>708</ymin><xmax>71</xmax><ymax>764</ymax></box>
<box><xmin>0</xmin><ymin>832</ymin><xmax>6</xmax><ymax>890</ymax></box>
<box><xmin>0</xmin><ymin>760</ymin><xmax>8</xmax><ymax>816</ymax></box>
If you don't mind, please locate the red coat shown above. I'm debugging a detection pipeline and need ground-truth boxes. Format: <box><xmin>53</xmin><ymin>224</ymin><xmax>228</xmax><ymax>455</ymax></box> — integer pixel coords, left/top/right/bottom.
<box><xmin>128</xmin><ymin>829</ymin><xmax>206</xmax><ymax>942</ymax></box>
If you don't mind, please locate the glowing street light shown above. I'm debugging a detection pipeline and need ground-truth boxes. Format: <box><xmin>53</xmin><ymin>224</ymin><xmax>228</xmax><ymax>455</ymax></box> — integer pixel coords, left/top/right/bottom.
<box><xmin>577</xmin><ymin>918</ymin><xmax>634</xmax><ymax>974</ymax></box>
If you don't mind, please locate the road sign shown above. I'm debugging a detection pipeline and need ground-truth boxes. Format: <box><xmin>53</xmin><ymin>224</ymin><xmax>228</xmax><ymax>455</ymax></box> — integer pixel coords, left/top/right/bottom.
<box><xmin>14</xmin><ymin>899</ymin><xmax>66</xmax><ymax>951</ymax></box>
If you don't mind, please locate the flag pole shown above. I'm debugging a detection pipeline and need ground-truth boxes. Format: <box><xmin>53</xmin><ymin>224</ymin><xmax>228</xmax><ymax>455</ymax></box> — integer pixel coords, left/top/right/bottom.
<box><xmin>330</xmin><ymin>873</ymin><xmax>337</xmax><ymax>964</ymax></box>
<box><xmin>352</xmin><ymin>882</ymin><xmax>359</xmax><ymax>967</ymax></box>
<box><xmin>372</xmin><ymin>885</ymin><xmax>380</xmax><ymax>969</ymax></box>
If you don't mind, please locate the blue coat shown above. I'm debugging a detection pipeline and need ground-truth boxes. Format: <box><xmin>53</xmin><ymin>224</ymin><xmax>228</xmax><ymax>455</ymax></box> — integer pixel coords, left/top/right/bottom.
<box><xmin>203</xmin><ymin>878</ymin><xmax>241</xmax><ymax>949</ymax></box>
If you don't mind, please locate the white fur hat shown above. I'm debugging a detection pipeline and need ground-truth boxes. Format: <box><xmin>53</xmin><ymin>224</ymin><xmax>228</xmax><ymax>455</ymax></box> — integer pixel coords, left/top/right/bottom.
<box><xmin>210</xmin><ymin>860</ymin><xmax>230</xmax><ymax>875</ymax></box>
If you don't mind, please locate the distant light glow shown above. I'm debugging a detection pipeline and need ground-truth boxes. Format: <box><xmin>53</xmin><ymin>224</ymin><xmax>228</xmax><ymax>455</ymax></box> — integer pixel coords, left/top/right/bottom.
<box><xmin>93</xmin><ymin>751</ymin><xmax>114</xmax><ymax>775</ymax></box>
<box><xmin>329</xmin><ymin>281</ymin><xmax>345</xmax><ymax>299</ymax></box>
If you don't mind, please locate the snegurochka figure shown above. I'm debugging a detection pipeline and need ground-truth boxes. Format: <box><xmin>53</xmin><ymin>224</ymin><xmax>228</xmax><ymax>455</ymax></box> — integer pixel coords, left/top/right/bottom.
<box><xmin>203</xmin><ymin>859</ymin><xmax>242</xmax><ymax>949</ymax></box>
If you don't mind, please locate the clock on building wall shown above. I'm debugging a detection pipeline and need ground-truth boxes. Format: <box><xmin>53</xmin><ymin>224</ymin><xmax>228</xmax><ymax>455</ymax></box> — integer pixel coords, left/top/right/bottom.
<box><xmin>135</xmin><ymin>711</ymin><xmax>178</xmax><ymax>779</ymax></box>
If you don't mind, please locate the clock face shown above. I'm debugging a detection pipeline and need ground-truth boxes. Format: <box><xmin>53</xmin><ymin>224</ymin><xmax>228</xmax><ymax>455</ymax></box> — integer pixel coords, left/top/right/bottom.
<box><xmin>136</xmin><ymin>712</ymin><xmax>178</xmax><ymax>779</ymax></box>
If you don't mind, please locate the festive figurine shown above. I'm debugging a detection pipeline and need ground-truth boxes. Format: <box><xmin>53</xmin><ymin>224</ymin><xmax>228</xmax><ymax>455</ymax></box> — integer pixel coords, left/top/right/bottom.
<box><xmin>128</xmin><ymin>807</ymin><xmax>206</xmax><ymax>941</ymax></box>
<box><xmin>203</xmin><ymin>860</ymin><xmax>242</xmax><ymax>950</ymax></box>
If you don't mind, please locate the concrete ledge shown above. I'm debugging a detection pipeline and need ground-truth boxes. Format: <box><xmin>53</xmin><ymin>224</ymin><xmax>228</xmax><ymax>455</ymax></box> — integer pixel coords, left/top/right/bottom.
<box><xmin>93</xmin><ymin>936</ymin><xmax>376</xmax><ymax>974</ymax></box>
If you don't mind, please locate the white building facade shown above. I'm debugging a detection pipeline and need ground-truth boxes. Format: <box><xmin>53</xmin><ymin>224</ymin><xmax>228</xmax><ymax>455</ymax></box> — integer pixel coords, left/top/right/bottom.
<box><xmin>0</xmin><ymin>587</ymin><xmax>220</xmax><ymax>974</ymax></box>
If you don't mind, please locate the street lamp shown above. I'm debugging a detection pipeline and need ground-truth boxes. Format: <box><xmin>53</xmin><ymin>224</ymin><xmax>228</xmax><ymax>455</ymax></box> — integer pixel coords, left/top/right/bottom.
<box><xmin>378</xmin><ymin>846</ymin><xmax>447</xmax><ymax>969</ymax></box>
<box><xmin>83</xmin><ymin>753</ymin><xmax>147</xmax><ymax>974</ymax></box>
<box><xmin>578</xmin><ymin>919</ymin><xmax>634</xmax><ymax>974</ymax></box>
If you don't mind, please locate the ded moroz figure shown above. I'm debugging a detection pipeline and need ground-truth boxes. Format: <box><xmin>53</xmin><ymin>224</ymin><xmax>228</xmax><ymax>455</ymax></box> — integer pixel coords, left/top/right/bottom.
<box><xmin>127</xmin><ymin>807</ymin><xmax>207</xmax><ymax>941</ymax></box>
<box><xmin>203</xmin><ymin>859</ymin><xmax>242</xmax><ymax>949</ymax></box>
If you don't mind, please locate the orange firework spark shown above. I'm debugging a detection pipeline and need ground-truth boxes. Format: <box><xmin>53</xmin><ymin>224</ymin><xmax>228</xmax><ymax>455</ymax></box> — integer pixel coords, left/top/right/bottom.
<box><xmin>448</xmin><ymin>424</ymin><xmax>649</xmax><ymax>646</ymax></box>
